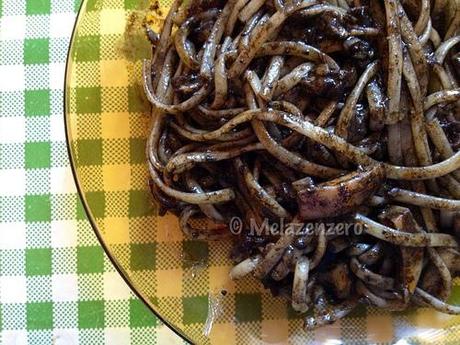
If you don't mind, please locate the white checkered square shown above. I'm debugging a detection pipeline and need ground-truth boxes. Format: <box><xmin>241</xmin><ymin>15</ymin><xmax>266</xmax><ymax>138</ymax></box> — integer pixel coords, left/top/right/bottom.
<box><xmin>49</xmin><ymin>62</ymin><xmax>66</xmax><ymax>90</ymax></box>
<box><xmin>0</xmin><ymin>222</ymin><xmax>26</xmax><ymax>250</ymax></box>
<box><xmin>0</xmin><ymin>65</ymin><xmax>25</xmax><ymax>91</ymax></box>
<box><xmin>1</xmin><ymin>330</ymin><xmax>28</xmax><ymax>345</ymax></box>
<box><xmin>131</xmin><ymin>328</ymin><xmax>163</xmax><ymax>345</ymax></box>
<box><xmin>1</xmin><ymin>196</ymin><xmax>25</xmax><ymax>222</ymax></box>
<box><xmin>1</xmin><ymin>16</ymin><xmax>27</xmax><ymax>40</ymax></box>
<box><xmin>0</xmin><ymin>275</ymin><xmax>27</xmax><ymax>303</ymax></box>
<box><xmin>103</xmin><ymin>272</ymin><xmax>132</xmax><ymax>300</ymax></box>
<box><xmin>0</xmin><ymin>143</ymin><xmax>25</xmax><ymax>170</ymax></box>
<box><xmin>53</xmin><ymin>329</ymin><xmax>79</xmax><ymax>345</ymax></box>
<box><xmin>49</xmin><ymin>114</ymin><xmax>66</xmax><ymax>143</ymax></box>
<box><xmin>28</xmin><ymin>330</ymin><xmax>53</xmax><ymax>344</ymax></box>
<box><xmin>50</xmin><ymin>194</ymin><xmax>77</xmax><ymax>220</ymax></box>
<box><xmin>0</xmin><ymin>116</ymin><xmax>26</xmax><ymax>143</ymax></box>
<box><xmin>0</xmin><ymin>169</ymin><xmax>26</xmax><ymax>196</ymax></box>
<box><xmin>50</xmin><ymin>12</ymin><xmax>75</xmax><ymax>38</ymax></box>
<box><xmin>50</xmin><ymin>141</ymin><xmax>69</xmax><ymax>168</ymax></box>
<box><xmin>51</xmin><ymin>219</ymin><xmax>78</xmax><ymax>247</ymax></box>
<box><xmin>52</xmin><ymin>274</ymin><xmax>78</xmax><ymax>302</ymax></box>
<box><xmin>77</xmin><ymin>221</ymin><xmax>100</xmax><ymax>246</ymax></box>
<box><xmin>50</xmin><ymin>167</ymin><xmax>77</xmax><ymax>194</ymax></box>
<box><xmin>104</xmin><ymin>328</ymin><xmax>131</xmax><ymax>345</ymax></box>
<box><xmin>105</xmin><ymin>300</ymin><xmax>129</xmax><ymax>328</ymax></box>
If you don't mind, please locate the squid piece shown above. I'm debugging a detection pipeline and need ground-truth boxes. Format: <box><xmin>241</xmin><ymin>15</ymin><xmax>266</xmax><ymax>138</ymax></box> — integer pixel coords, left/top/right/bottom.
<box><xmin>321</xmin><ymin>262</ymin><xmax>352</xmax><ymax>299</ymax></box>
<box><xmin>296</xmin><ymin>165</ymin><xmax>384</xmax><ymax>220</ymax></box>
<box><xmin>230</xmin><ymin>255</ymin><xmax>262</xmax><ymax>280</ymax></box>
<box><xmin>292</xmin><ymin>256</ymin><xmax>310</xmax><ymax>312</ymax></box>
<box><xmin>378</xmin><ymin>206</ymin><xmax>424</xmax><ymax>294</ymax></box>
<box><xmin>304</xmin><ymin>298</ymin><xmax>358</xmax><ymax>330</ymax></box>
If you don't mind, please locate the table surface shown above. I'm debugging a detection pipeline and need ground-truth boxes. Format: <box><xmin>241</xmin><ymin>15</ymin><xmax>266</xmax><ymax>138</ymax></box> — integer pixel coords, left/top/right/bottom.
<box><xmin>0</xmin><ymin>1</ymin><xmax>185</xmax><ymax>343</ymax></box>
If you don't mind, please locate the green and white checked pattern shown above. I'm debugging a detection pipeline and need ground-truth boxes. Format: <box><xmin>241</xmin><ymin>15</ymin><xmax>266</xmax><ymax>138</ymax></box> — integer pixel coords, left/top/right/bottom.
<box><xmin>64</xmin><ymin>1</ymin><xmax>460</xmax><ymax>344</ymax></box>
<box><xmin>0</xmin><ymin>0</ymin><xmax>184</xmax><ymax>344</ymax></box>
<box><xmin>3</xmin><ymin>0</ymin><xmax>460</xmax><ymax>343</ymax></box>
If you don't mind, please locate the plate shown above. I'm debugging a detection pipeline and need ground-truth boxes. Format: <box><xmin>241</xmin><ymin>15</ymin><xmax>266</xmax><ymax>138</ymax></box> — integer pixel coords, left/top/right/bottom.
<box><xmin>65</xmin><ymin>0</ymin><xmax>460</xmax><ymax>344</ymax></box>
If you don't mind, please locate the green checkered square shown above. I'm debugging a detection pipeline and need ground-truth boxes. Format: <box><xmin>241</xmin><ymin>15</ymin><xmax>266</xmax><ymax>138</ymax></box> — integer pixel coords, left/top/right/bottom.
<box><xmin>77</xmin><ymin>139</ymin><xmax>103</xmax><ymax>166</ymax></box>
<box><xmin>75</xmin><ymin>0</ymin><xmax>83</xmax><ymax>12</ymax></box>
<box><xmin>27</xmin><ymin>302</ymin><xmax>53</xmax><ymax>330</ymax></box>
<box><xmin>77</xmin><ymin>245</ymin><xmax>104</xmax><ymax>274</ymax></box>
<box><xmin>85</xmin><ymin>0</ymin><xmax>103</xmax><ymax>12</ymax></box>
<box><xmin>128</xmin><ymin>85</ymin><xmax>148</xmax><ymax>113</ymax></box>
<box><xmin>25</xmin><ymin>194</ymin><xmax>51</xmax><ymax>222</ymax></box>
<box><xmin>74</xmin><ymin>36</ymin><xmax>100</xmax><ymax>62</ymax></box>
<box><xmin>129</xmin><ymin>138</ymin><xmax>146</xmax><ymax>164</ymax></box>
<box><xmin>26</xmin><ymin>0</ymin><xmax>51</xmax><ymax>14</ymax></box>
<box><xmin>25</xmin><ymin>90</ymin><xmax>51</xmax><ymax>117</ymax></box>
<box><xmin>130</xmin><ymin>243</ymin><xmax>156</xmax><ymax>271</ymax></box>
<box><xmin>26</xmin><ymin>248</ymin><xmax>52</xmax><ymax>276</ymax></box>
<box><xmin>235</xmin><ymin>294</ymin><xmax>262</xmax><ymax>323</ymax></box>
<box><xmin>78</xmin><ymin>300</ymin><xmax>105</xmax><ymax>329</ymax></box>
<box><xmin>25</xmin><ymin>141</ymin><xmax>51</xmax><ymax>169</ymax></box>
<box><xmin>85</xmin><ymin>191</ymin><xmax>105</xmax><ymax>217</ymax></box>
<box><xmin>182</xmin><ymin>241</ymin><xmax>209</xmax><ymax>269</ymax></box>
<box><xmin>182</xmin><ymin>295</ymin><xmax>208</xmax><ymax>325</ymax></box>
<box><xmin>24</xmin><ymin>39</ymin><xmax>50</xmax><ymax>65</ymax></box>
<box><xmin>124</xmin><ymin>0</ymin><xmax>139</xmax><ymax>10</ymax></box>
<box><xmin>128</xmin><ymin>190</ymin><xmax>154</xmax><ymax>217</ymax></box>
<box><xmin>129</xmin><ymin>299</ymin><xmax>156</xmax><ymax>328</ymax></box>
<box><xmin>75</xmin><ymin>87</ymin><xmax>102</xmax><ymax>113</ymax></box>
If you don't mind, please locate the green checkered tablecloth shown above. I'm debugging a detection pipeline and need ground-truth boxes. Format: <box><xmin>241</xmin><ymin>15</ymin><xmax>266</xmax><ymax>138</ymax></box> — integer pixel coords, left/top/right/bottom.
<box><xmin>0</xmin><ymin>1</ymin><xmax>184</xmax><ymax>343</ymax></box>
